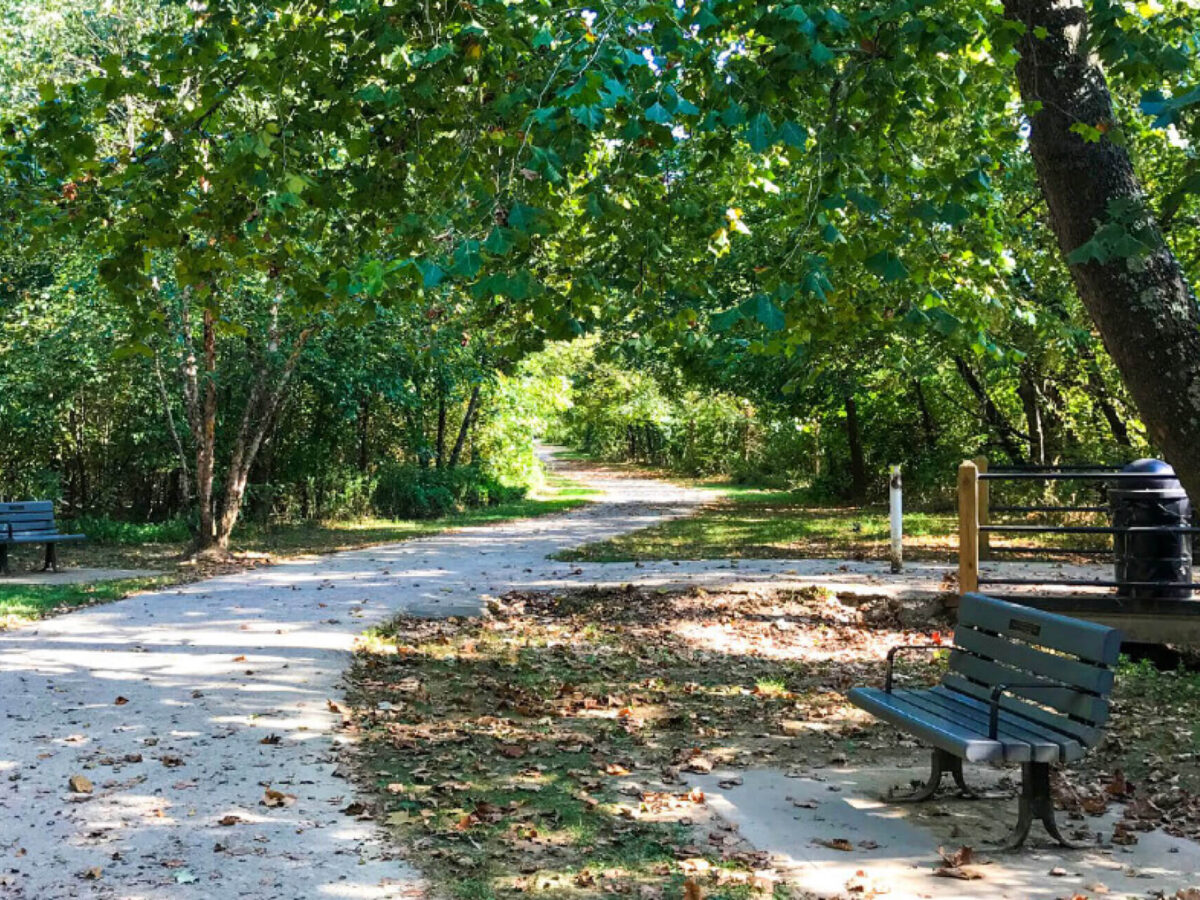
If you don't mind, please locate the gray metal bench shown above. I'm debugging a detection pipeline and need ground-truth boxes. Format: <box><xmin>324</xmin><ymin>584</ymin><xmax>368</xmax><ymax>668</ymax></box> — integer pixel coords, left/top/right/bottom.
<box><xmin>0</xmin><ymin>501</ymin><xmax>86</xmax><ymax>574</ymax></box>
<box><xmin>848</xmin><ymin>592</ymin><xmax>1122</xmax><ymax>849</ymax></box>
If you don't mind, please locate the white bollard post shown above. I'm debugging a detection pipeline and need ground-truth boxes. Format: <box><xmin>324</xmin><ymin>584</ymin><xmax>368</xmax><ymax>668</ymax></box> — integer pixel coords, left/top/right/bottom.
<box><xmin>889</xmin><ymin>465</ymin><xmax>903</xmax><ymax>573</ymax></box>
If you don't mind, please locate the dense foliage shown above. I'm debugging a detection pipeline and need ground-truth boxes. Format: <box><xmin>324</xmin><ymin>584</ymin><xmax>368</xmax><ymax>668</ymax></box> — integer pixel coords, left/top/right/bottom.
<box><xmin>1</xmin><ymin>0</ymin><xmax>1197</xmax><ymax>543</ymax></box>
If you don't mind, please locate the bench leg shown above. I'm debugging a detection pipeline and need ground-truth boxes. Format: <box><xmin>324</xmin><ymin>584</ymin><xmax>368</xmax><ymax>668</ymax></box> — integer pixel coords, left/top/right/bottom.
<box><xmin>41</xmin><ymin>543</ymin><xmax>58</xmax><ymax>573</ymax></box>
<box><xmin>0</xmin><ymin>544</ymin><xmax>8</xmax><ymax>576</ymax></box>
<box><xmin>891</xmin><ymin>749</ymin><xmax>959</xmax><ymax>802</ymax></box>
<box><xmin>998</xmin><ymin>762</ymin><xmax>1085</xmax><ymax>851</ymax></box>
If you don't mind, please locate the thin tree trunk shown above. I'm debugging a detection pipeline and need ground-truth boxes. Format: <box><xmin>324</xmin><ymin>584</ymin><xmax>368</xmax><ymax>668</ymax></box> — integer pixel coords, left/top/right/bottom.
<box><xmin>358</xmin><ymin>395</ymin><xmax>371</xmax><ymax>473</ymax></box>
<box><xmin>1077</xmin><ymin>345</ymin><xmax>1133</xmax><ymax>448</ymax></box>
<box><xmin>448</xmin><ymin>384</ymin><xmax>482</xmax><ymax>469</ymax></box>
<box><xmin>845</xmin><ymin>396</ymin><xmax>867</xmax><ymax>504</ymax></box>
<box><xmin>435</xmin><ymin>388</ymin><xmax>447</xmax><ymax>468</ymax></box>
<box><xmin>912</xmin><ymin>378</ymin><xmax>938</xmax><ymax>449</ymax></box>
<box><xmin>1004</xmin><ymin>0</ymin><xmax>1200</xmax><ymax>496</ymax></box>
<box><xmin>1017</xmin><ymin>368</ymin><xmax>1045</xmax><ymax>464</ymax></box>
<box><xmin>213</xmin><ymin>328</ymin><xmax>312</xmax><ymax>549</ymax></box>
<box><xmin>181</xmin><ymin>304</ymin><xmax>218</xmax><ymax>551</ymax></box>
<box><xmin>154</xmin><ymin>351</ymin><xmax>192</xmax><ymax>501</ymax></box>
<box><xmin>954</xmin><ymin>355</ymin><xmax>1027</xmax><ymax>463</ymax></box>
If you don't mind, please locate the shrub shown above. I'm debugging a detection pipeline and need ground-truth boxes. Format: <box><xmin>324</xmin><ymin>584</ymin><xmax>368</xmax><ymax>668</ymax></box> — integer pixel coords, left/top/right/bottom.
<box><xmin>66</xmin><ymin>515</ymin><xmax>193</xmax><ymax>545</ymax></box>
<box><xmin>372</xmin><ymin>464</ymin><xmax>525</xmax><ymax>519</ymax></box>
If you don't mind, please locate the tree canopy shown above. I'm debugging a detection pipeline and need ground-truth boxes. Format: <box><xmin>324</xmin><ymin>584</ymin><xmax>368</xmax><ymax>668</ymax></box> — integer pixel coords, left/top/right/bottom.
<box><xmin>1</xmin><ymin>0</ymin><xmax>1198</xmax><ymax>544</ymax></box>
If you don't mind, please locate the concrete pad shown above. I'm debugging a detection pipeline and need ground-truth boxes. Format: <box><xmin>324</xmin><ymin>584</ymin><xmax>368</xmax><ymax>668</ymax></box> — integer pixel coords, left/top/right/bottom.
<box><xmin>689</xmin><ymin>763</ymin><xmax>1200</xmax><ymax>899</ymax></box>
<box><xmin>0</xmin><ymin>567</ymin><xmax>160</xmax><ymax>585</ymax></box>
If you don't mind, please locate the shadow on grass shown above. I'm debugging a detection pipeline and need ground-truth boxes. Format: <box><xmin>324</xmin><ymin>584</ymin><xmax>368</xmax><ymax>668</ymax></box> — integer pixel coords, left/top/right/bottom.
<box><xmin>344</xmin><ymin>585</ymin><xmax>952</xmax><ymax>898</ymax></box>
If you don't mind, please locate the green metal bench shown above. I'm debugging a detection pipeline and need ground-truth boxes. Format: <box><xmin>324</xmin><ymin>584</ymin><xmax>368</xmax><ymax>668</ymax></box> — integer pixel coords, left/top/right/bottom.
<box><xmin>848</xmin><ymin>592</ymin><xmax>1122</xmax><ymax>849</ymax></box>
<box><xmin>0</xmin><ymin>501</ymin><xmax>86</xmax><ymax>574</ymax></box>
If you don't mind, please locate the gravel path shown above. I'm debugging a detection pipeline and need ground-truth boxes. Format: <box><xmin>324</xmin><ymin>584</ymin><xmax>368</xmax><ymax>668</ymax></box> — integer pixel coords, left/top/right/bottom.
<box><xmin>0</xmin><ymin>448</ymin><xmax>1116</xmax><ymax>898</ymax></box>
<box><xmin>0</xmin><ymin>448</ymin><xmax>717</xmax><ymax>899</ymax></box>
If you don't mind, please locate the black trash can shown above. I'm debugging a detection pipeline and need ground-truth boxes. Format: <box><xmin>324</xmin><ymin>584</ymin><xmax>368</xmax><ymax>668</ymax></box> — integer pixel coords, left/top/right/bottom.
<box><xmin>1110</xmin><ymin>459</ymin><xmax>1193</xmax><ymax>599</ymax></box>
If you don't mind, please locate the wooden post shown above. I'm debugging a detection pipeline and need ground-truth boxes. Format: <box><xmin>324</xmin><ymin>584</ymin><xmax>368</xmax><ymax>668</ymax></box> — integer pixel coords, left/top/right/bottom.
<box><xmin>889</xmin><ymin>465</ymin><xmax>903</xmax><ymax>573</ymax></box>
<box><xmin>957</xmin><ymin>460</ymin><xmax>980</xmax><ymax>602</ymax></box>
<box><xmin>974</xmin><ymin>455</ymin><xmax>990</xmax><ymax>560</ymax></box>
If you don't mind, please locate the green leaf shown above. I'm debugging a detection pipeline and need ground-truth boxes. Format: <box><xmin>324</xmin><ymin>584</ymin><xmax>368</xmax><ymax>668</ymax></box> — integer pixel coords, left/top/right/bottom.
<box><xmin>778</xmin><ymin>120</ymin><xmax>807</xmax><ymax>149</ymax></box>
<box><xmin>709</xmin><ymin>307</ymin><xmax>742</xmax><ymax>332</ymax></box>
<box><xmin>810</xmin><ymin>41</ymin><xmax>835</xmax><ymax>66</ymax></box>
<box><xmin>740</xmin><ymin>293</ymin><xmax>785</xmax><ymax>331</ymax></box>
<box><xmin>746</xmin><ymin>112</ymin><xmax>775</xmax><ymax>153</ymax></box>
<box><xmin>1069</xmin><ymin>121</ymin><xmax>1104</xmax><ymax>143</ymax></box>
<box><xmin>483</xmin><ymin>227</ymin><xmax>512</xmax><ymax>255</ymax></box>
<box><xmin>417</xmin><ymin>260</ymin><xmax>445</xmax><ymax>289</ymax></box>
<box><xmin>451</xmin><ymin>240</ymin><xmax>482</xmax><ymax>278</ymax></box>
<box><xmin>571</xmin><ymin>105</ymin><xmax>605</xmax><ymax>130</ymax></box>
<box><xmin>645</xmin><ymin>101</ymin><xmax>673</xmax><ymax>125</ymax></box>
<box><xmin>865</xmin><ymin>250</ymin><xmax>909</xmax><ymax>282</ymax></box>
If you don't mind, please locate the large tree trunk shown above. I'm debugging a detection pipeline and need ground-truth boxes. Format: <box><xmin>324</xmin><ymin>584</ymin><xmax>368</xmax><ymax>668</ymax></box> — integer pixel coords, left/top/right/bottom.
<box><xmin>1004</xmin><ymin>0</ymin><xmax>1200</xmax><ymax>496</ymax></box>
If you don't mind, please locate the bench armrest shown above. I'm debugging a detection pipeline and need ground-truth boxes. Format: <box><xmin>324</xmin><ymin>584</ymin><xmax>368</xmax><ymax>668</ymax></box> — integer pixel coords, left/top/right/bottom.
<box><xmin>884</xmin><ymin>644</ymin><xmax>945</xmax><ymax>693</ymax></box>
<box><xmin>0</xmin><ymin>522</ymin><xmax>10</xmax><ymax>539</ymax></box>
<box><xmin>988</xmin><ymin>683</ymin><xmax>1072</xmax><ymax>739</ymax></box>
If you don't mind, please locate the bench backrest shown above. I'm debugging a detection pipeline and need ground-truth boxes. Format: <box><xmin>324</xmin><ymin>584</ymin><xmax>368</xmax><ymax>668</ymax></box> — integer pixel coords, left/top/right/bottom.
<box><xmin>0</xmin><ymin>501</ymin><xmax>61</xmax><ymax>539</ymax></box>
<box><xmin>946</xmin><ymin>593</ymin><xmax>1122</xmax><ymax>747</ymax></box>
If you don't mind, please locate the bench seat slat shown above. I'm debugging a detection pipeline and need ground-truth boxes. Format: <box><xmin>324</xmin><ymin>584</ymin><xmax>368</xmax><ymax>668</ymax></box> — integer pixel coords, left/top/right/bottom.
<box><xmin>958</xmin><ymin>592</ymin><xmax>1122</xmax><ymax>665</ymax></box>
<box><xmin>948</xmin><ymin>650</ymin><xmax>1108</xmax><ymax>724</ymax></box>
<box><xmin>847</xmin><ymin>687</ymin><xmax>1014</xmax><ymax>763</ymax></box>
<box><xmin>6</xmin><ymin>525</ymin><xmax>59</xmax><ymax>534</ymax></box>
<box><xmin>6</xmin><ymin>533</ymin><xmax>86</xmax><ymax>543</ymax></box>
<box><xmin>893</xmin><ymin>689</ymin><xmax>1081</xmax><ymax>762</ymax></box>
<box><xmin>954</xmin><ymin>626</ymin><xmax>1114</xmax><ymax>695</ymax></box>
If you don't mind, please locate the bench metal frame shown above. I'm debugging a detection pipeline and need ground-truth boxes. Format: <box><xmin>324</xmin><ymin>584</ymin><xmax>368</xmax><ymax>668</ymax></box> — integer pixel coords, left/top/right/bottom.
<box><xmin>850</xmin><ymin>593</ymin><xmax>1122</xmax><ymax>850</ymax></box>
<box><xmin>0</xmin><ymin>501</ymin><xmax>86</xmax><ymax>575</ymax></box>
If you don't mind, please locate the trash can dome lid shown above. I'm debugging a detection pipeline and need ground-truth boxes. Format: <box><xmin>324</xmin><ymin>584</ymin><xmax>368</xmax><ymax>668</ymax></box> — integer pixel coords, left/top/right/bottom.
<box><xmin>1121</xmin><ymin>458</ymin><xmax>1179</xmax><ymax>487</ymax></box>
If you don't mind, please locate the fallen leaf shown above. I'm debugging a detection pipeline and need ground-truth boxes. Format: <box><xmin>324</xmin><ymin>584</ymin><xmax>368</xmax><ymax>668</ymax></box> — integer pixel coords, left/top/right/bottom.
<box><xmin>932</xmin><ymin>866</ymin><xmax>982</xmax><ymax>880</ymax></box>
<box><xmin>262</xmin><ymin>789</ymin><xmax>296</xmax><ymax>808</ymax></box>
<box><xmin>80</xmin><ymin>867</ymin><xmax>102</xmax><ymax>880</ymax></box>
<box><xmin>114</xmin><ymin>696</ymin><xmax>129</xmax><ymax>706</ymax></box>
<box><xmin>938</xmin><ymin>845</ymin><xmax>974</xmax><ymax>868</ymax></box>
<box><xmin>816</xmin><ymin>838</ymin><xmax>854</xmax><ymax>852</ymax></box>
<box><xmin>218</xmin><ymin>815</ymin><xmax>245</xmax><ymax>826</ymax></box>
<box><xmin>68</xmin><ymin>775</ymin><xmax>93</xmax><ymax>794</ymax></box>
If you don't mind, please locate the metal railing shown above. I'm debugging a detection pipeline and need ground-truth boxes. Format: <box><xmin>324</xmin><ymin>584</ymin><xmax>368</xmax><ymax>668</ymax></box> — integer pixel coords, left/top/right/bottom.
<box><xmin>957</xmin><ymin>458</ymin><xmax>1200</xmax><ymax>601</ymax></box>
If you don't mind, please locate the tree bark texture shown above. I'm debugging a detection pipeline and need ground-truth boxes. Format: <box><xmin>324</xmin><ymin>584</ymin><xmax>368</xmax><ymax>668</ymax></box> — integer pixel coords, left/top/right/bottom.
<box><xmin>1004</xmin><ymin>0</ymin><xmax>1200</xmax><ymax>496</ymax></box>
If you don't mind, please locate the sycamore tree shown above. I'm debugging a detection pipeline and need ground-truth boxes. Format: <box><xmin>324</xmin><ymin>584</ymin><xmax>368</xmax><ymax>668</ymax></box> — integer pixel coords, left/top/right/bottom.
<box><xmin>5</xmin><ymin>0</ymin><xmax>1200</xmax><ymax>533</ymax></box>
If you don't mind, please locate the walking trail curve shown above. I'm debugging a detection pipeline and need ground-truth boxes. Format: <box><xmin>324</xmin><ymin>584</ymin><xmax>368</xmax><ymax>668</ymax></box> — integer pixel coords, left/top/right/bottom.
<box><xmin>0</xmin><ymin>448</ymin><xmax>973</xmax><ymax>899</ymax></box>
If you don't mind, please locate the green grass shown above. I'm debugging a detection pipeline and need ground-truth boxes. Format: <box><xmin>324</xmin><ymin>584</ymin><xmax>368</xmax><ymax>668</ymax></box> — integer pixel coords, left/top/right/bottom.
<box><xmin>556</xmin><ymin>489</ymin><xmax>959</xmax><ymax>562</ymax></box>
<box><xmin>0</xmin><ymin>575</ymin><xmax>177</xmax><ymax>627</ymax></box>
<box><xmin>555</xmin><ymin>478</ymin><xmax>1112</xmax><ymax>563</ymax></box>
<box><xmin>0</xmin><ymin>467</ymin><xmax>598</xmax><ymax>628</ymax></box>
